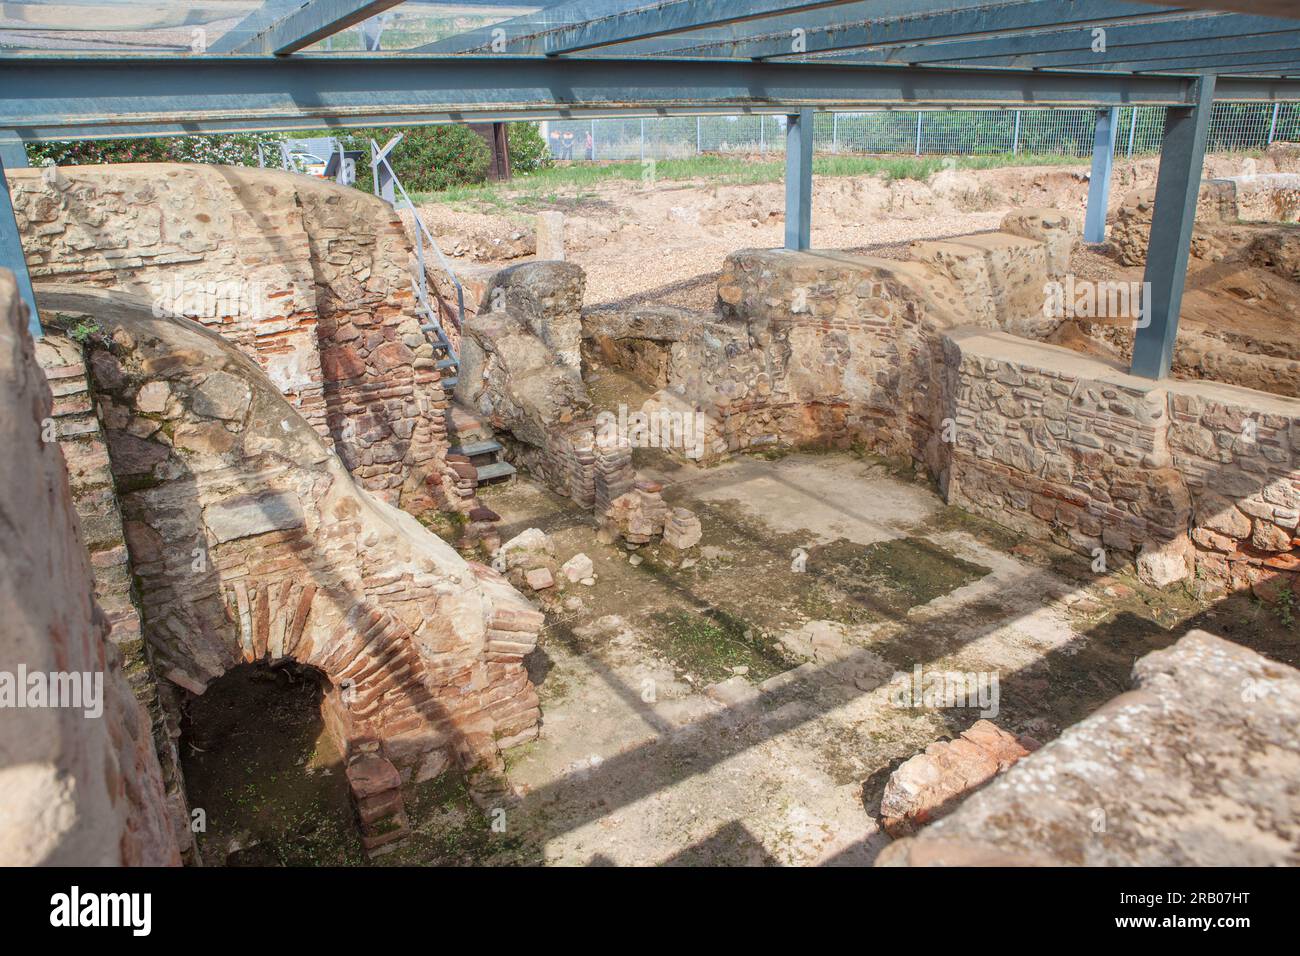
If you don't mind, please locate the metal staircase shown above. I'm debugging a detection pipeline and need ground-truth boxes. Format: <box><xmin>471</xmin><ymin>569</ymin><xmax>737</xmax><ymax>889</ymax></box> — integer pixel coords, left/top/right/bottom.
<box><xmin>369</xmin><ymin>138</ymin><xmax>513</xmax><ymax>485</ymax></box>
<box><xmin>370</xmin><ymin>135</ymin><xmax>464</xmax><ymax>392</ymax></box>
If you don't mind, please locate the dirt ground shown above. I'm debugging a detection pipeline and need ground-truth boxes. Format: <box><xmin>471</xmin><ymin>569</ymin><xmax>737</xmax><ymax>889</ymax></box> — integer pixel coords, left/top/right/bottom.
<box><xmin>419</xmin><ymin>152</ymin><xmax>1284</xmax><ymax>313</ymax></box>
<box><xmin>434</xmin><ymin>453</ymin><xmax>1296</xmax><ymax>865</ymax></box>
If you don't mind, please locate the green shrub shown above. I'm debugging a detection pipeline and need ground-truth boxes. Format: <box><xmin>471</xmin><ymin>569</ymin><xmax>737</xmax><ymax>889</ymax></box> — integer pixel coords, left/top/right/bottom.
<box><xmin>507</xmin><ymin>122</ymin><xmax>552</xmax><ymax>174</ymax></box>
<box><xmin>26</xmin><ymin>133</ymin><xmax>282</xmax><ymax>168</ymax></box>
<box><xmin>342</xmin><ymin>125</ymin><xmax>490</xmax><ymax>194</ymax></box>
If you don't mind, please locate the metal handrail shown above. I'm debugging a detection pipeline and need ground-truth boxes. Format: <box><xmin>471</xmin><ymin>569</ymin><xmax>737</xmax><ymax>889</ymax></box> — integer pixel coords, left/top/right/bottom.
<box><xmin>370</xmin><ymin>140</ymin><xmax>465</xmax><ymax>337</ymax></box>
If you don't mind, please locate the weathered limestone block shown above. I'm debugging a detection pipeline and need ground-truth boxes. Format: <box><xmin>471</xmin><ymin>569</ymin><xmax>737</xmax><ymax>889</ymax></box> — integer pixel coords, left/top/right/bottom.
<box><xmin>457</xmin><ymin>287</ymin><xmax>634</xmax><ymax>508</ymax></box>
<box><xmin>561</xmin><ymin>552</ymin><xmax>595</xmax><ymax>583</ymax></box>
<box><xmin>879</xmin><ymin>720</ymin><xmax>1038</xmax><ymax>837</ymax></box>
<box><xmin>878</xmin><ymin>631</ymin><xmax>1300</xmax><ymax>866</ymax></box>
<box><xmin>999</xmin><ymin>207</ymin><xmax>1079</xmax><ymax>277</ymax></box>
<box><xmin>482</xmin><ymin>260</ymin><xmax>585</xmax><ymax>368</ymax></box>
<box><xmin>38</xmin><ymin>284</ymin><xmax>542</xmax><ymax>790</ymax></box>
<box><xmin>535</xmin><ymin>211</ymin><xmax>566</xmax><ymax>261</ymax></box>
<box><xmin>1136</xmin><ymin>535</ymin><xmax>1195</xmax><ymax>588</ymax></box>
<box><xmin>0</xmin><ymin>273</ymin><xmax>178</xmax><ymax>866</ymax></box>
<box><xmin>1215</xmin><ymin>172</ymin><xmax>1300</xmax><ymax>224</ymax></box>
<box><xmin>912</xmin><ymin>230</ymin><xmax>1061</xmax><ymax>338</ymax></box>
<box><xmin>1108</xmin><ymin>181</ymin><xmax>1238</xmax><ymax>266</ymax></box>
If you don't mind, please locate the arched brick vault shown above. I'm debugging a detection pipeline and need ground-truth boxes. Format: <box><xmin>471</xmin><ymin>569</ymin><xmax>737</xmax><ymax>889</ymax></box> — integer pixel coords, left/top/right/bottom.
<box><xmin>40</xmin><ymin>284</ymin><xmax>542</xmax><ymax>787</ymax></box>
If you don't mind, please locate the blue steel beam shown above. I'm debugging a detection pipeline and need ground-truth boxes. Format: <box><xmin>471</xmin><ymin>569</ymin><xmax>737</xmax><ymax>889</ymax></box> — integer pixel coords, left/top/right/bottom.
<box><xmin>224</xmin><ymin>0</ymin><xmax>407</xmax><ymax>55</ymax></box>
<box><xmin>785</xmin><ymin>108</ymin><xmax>813</xmax><ymax>251</ymax></box>
<box><xmin>1084</xmin><ymin>107</ymin><xmax>1118</xmax><ymax>244</ymax></box>
<box><xmin>0</xmin><ymin>151</ymin><xmax>40</xmax><ymax>340</ymax></box>
<box><xmin>1136</xmin><ymin>1</ymin><xmax>1300</xmax><ymax>17</ymax></box>
<box><xmin>821</xmin><ymin>15</ymin><xmax>1300</xmax><ymax>67</ymax></box>
<box><xmin>209</xmin><ymin>0</ymin><xmax>315</xmax><ymax>53</ymax></box>
<box><xmin>419</xmin><ymin>0</ymin><xmax>906</xmax><ymax>57</ymax></box>
<box><xmin>614</xmin><ymin>1</ymin><xmax>1186</xmax><ymax>61</ymax></box>
<box><xmin>1066</xmin><ymin>50</ymin><xmax>1300</xmax><ymax>73</ymax></box>
<box><xmin>5</xmin><ymin>56</ymin><xmax>1270</xmax><ymax>143</ymax></box>
<box><xmin>1131</xmin><ymin>74</ymin><xmax>1216</xmax><ymax>381</ymax></box>
<box><xmin>0</xmin><ymin>131</ymin><xmax>27</xmax><ymax>169</ymax></box>
<box><xmin>876</xmin><ymin>30</ymin><xmax>1300</xmax><ymax>71</ymax></box>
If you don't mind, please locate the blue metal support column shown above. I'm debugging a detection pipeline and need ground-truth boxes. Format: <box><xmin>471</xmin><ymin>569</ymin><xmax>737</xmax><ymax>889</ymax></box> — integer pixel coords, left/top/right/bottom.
<box><xmin>1084</xmin><ymin>107</ymin><xmax>1119</xmax><ymax>244</ymax></box>
<box><xmin>1131</xmin><ymin>76</ymin><xmax>1217</xmax><ymax>381</ymax></box>
<box><xmin>0</xmin><ymin>131</ymin><xmax>27</xmax><ymax>169</ymax></box>
<box><xmin>0</xmin><ymin>150</ymin><xmax>40</xmax><ymax>340</ymax></box>
<box><xmin>785</xmin><ymin>108</ymin><xmax>813</xmax><ymax>251</ymax></box>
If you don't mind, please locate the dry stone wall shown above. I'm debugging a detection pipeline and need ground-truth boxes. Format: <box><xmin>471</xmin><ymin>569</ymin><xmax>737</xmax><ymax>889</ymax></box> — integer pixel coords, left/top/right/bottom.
<box><xmin>9</xmin><ymin>164</ymin><xmax>453</xmax><ymax>513</ymax></box>
<box><xmin>0</xmin><ymin>273</ymin><xmax>178</xmax><ymax>865</ymax></box>
<box><xmin>39</xmin><ymin>284</ymin><xmax>542</xmax><ymax>792</ymax></box>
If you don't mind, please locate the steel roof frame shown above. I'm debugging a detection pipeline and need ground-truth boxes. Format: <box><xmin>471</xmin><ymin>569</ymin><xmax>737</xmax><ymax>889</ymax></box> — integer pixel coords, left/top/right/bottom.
<box><xmin>11</xmin><ymin>54</ymin><xmax>1297</xmax><ymax>143</ymax></box>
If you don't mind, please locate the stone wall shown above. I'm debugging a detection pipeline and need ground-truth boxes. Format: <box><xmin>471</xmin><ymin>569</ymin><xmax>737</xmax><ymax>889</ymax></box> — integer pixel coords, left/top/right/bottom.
<box><xmin>582</xmin><ymin>211</ymin><xmax>1297</xmax><ymax>594</ymax></box>
<box><xmin>459</xmin><ymin>263</ymin><xmax>634</xmax><ymax>507</ymax></box>
<box><xmin>878</xmin><ymin>630</ymin><xmax>1300</xmax><ymax>866</ymax></box>
<box><xmin>38</xmin><ymin>284</ymin><xmax>542</xmax><ymax>795</ymax></box>
<box><xmin>0</xmin><ymin>272</ymin><xmax>178</xmax><ymax>865</ymax></box>
<box><xmin>943</xmin><ymin>328</ymin><xmax>1300</xmax><ymax>592</ymax></box>
<box><xmin>1108</xmin><ymin>180</ymin><xmax>1240</xmax><ymax>267</ymax></box>
<box><xmin>581</xmin><ymin>211</ymin><xmax>1076</xmax><ymax>474</ymax></box>
<box><xmin>9</xmin><ymin>164</ymin><xmax>453</xmax><ymax>513</ymax></box>
<box><xmin>33</xmin><ymin>329</ymin><xmax>196</xmax><ymax>860</ymax></box>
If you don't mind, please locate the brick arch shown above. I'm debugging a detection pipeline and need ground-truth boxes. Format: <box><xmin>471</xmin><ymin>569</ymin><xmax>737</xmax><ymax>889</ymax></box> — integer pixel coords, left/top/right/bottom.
<box><xmin>48</xmin><ymin>284</ymin><xmax>543</xmax><ymax>793</ymax></box>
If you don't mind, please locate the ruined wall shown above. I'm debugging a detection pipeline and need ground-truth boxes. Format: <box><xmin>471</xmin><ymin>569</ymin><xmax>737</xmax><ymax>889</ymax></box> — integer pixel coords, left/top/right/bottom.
<box><xmin>33</xmin><ymin>328</ymin><xmax>195</xmax><ymax>860</ymax></box>
<box><xmin>0</xmin><ymin>273</ymin><xmax>178</xmax><ymax>865</ymax></box>
<box><xmin>581</xmin><ymin>209</ymin><xmax>1295</xmax><ymax>595</ymax></box>
<box><xmin>581</xmin><ymin>211</ymin><xmax>1076</xmax><ymax>473</ymax></box>
<box><xmin>944</xmin><ymin>328</ymin><xmax>1300</xmax><ymax>592</ymax></box>
<box><xmin>459</xmin><ymin>263</ymin><xmax>634</xmax><ymax>507</ymax></box>
<box><xmin>9</xmin><ymin>164</ymin><xmax>453</xmax><ymax>513</ymax></box>
<box><xmin>1108</xmin><ymin>180</ymin><xmax>1240</xmax><ymax>267</ymax></box>
<box><xmin>39</xmin><ymin>284</ymin><xmax>542</xmax><ymax>793</ymax></box>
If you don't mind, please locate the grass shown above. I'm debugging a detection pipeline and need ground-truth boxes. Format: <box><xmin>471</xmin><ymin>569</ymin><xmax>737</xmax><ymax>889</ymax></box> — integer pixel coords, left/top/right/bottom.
<box><xmin>411</xmin><ymin>151</ymin><xmax>1087</xmax><ymax>208</ymax></box>
<box><xmin>650</xmin><ymin>607</ymin><xmax>795</xmax><ymax>684</ymax></box>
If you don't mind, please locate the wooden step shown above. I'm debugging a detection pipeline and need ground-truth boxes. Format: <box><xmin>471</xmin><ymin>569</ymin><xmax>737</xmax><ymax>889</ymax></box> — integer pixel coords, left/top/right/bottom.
<box><xmin>474</xmin><ymin>461</ymin><xmax>516</xmax><ymax>483</ymax></box>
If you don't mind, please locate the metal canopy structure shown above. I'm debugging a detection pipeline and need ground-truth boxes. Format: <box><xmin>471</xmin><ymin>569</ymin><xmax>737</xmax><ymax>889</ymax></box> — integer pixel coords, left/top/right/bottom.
<box><xmin>1</xmin><ymin>1</ymin><xmax>1299</xmax><ymax>378</ymax></box>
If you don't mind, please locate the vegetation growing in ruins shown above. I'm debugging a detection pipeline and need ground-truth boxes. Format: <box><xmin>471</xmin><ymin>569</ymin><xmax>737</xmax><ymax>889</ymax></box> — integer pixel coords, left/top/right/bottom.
<box><xmin>650</xmin><ymin>607</ymin><xmax>793</xmax><ymax>683</ymax></box>
<box><xmin>1276</xmin><ymin>585</ymin><xmax>1296</xmax><ymax>630</ymax></box>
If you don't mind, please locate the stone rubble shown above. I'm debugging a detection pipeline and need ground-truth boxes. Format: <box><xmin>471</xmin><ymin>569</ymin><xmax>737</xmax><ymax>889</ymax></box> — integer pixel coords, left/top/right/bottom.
<box><xmin>602</xmin><ymin>481</ymin><xmax>670</xmax><ymax>545</ymax></box>
<box><xmin>878</xmin><ymin>632</ymin><xmax>1300</xmax><ymax>866</ymax></box>
<box><xmin>662</xmin><ymin>507</ymin><xmax>703</xmax><ymax>550</ymax></box>
<box><xmin>878</xmin><ymin>719</ymin><xmax>1039</xmax><ymax>837</ymax></box>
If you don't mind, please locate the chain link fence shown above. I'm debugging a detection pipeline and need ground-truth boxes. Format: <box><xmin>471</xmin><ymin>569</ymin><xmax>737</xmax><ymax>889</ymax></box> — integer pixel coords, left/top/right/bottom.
<box><xmin>543</xmin><ymin>102</ymin><xmax>1300</xmax><ymax>161</ymax></box>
